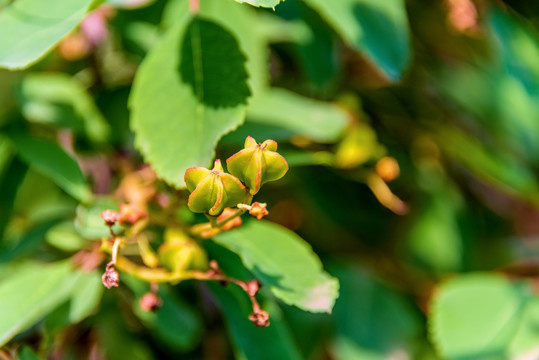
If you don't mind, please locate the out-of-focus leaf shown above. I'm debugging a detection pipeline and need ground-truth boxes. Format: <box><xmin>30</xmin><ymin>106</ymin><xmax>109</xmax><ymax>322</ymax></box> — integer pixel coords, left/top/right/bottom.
<box><xmin>429</xmin><ymin>274</ymin><xmax>534</xmax><ymax>359</ymax></box>
<box><xmin>9</xmin><ymin>134</ymin><xmax>92</xmax><ymax>203</ymax></box>
<box><xmin>330</xmin><ymin>264</ymin><xmax>421</xmax><ymax>360</ymax></box>
<box><xmin>46</xmin><ymin>221</ymin><xmax>88</xmax><ymax>252</ymax></box>
<box><xmin>130</xmin><ymin>2</ymin><xmax>252</xmax><ymax>188</ymax></box>
<box><xmin>406</xmin><ymin>168</ymin><xmax>464</xmax><ymax>273</ymax></box>
<box><xmin>69</xmin><ymin>271</ymin><xmax>103</xmax><ymax>323</ymax></box>
<box><xmin>129</xmin><ymin>279</ymin><xmax>203</xmax><ymax>351</ymax></box>
<box><xmin>302</xmin><ymin>0</ymin><xmax>411</xmax><ymax>80</ymax></box>
<box><xmin>74</xmin><ymin>197</ymin><xmax>122</xmax><ymax>239</ymax></box>
<box><xmin>18</xmin><ymin>346</ymin><xmax>42</xmax><ymax>360</ymax></box>
<box><xmin>247</xmin><ymin>88</ymin><xmax>348</xmax><ymax>143</ymax></box>
<box><xmin>508</xmin><ymin>298</ymin><xmax>539</xmax><ymax>358</ymax></box>
<box><xmin>209</xmin><ymin>283</ymin><xmax>303</xmax><ymax>360</ymax></box>
<box><xmin>234</xmin><ymin>0</ymin><xmax>283</xmax><ymax>8</ymax></box>
<box><xmin>16</xmin><ymin>73</ymin><xmax>110</xmax><ymax>144</ymax></box>
<box><xmin>437</xmin><ymin>128</ymin><xmax>539</xmax><ymax>206</ymax></box>
<box><xmin>213</xmin><ymin>220</ymin><xmax>339</xmax><ymax>313</ymax></box>
<box><xmin>0</xmin><ymin>261</ymin><xmax>78</xmax><ymax>346</ymax></box>
<box><xmin>0</xmin><ymin>0</ymin><xmax>94</xmax><ymax>69</ymax></box>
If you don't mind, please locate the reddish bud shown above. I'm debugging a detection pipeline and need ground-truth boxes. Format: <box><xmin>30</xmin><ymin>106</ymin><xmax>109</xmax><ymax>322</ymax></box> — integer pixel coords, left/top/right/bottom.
<box><xmin>249</xmin><ymin>202</ymin><xmax>269</xmax><ymax>220</ymax></box>
<box><xmin>139</xmin><ymin>292</ymin><xmax>162</xmax><ymax>312</ymax></box>
<box><xmin>119</xmin><ymin>203</ymin><xmax>147</xmax><ymax>225</ymax></box>
<box><xmin>100</xmin><ymin>210</ymin><xmax>120</xmax><ymax>226</ymax></box>
<box><xmin>102</xmin><ymin>264</ymin><xmax>120</xmax><ymax>289</ymax></box>
<box><xmin>249</xmin><ymin>310</ymin><xmax>270</xmax><ymax>328</ymax></box>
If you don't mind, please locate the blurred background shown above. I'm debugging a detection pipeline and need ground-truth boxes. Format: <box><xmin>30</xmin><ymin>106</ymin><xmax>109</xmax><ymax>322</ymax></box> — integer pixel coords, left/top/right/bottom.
<box><xmin>1</xmin><ymin>0</ymin><xmax>539</xmax><ymax>359</ymax></box>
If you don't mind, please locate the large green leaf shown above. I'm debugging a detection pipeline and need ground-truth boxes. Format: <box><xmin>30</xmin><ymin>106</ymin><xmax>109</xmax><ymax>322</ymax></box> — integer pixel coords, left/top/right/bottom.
<box><xmin>0</xmin><ymin>0</ymin><xmax>94</xmax><ymax>69</ymax></box>
<box><xmin>247</xmin><ymin>88</ymin><xmax>348</xmax><ymax>143</ymax></box>
<box><xmin>330</xmin><ymin>264</ymin><xmax>421</xmax><ymax>360</ymax></box>
<box><xmin>213</xmin><ymin>220</ymin><xmax>339</xmax><ymax>313</ymax></box>
<box><xmin>9</xmin><ymin>133</ymin><xmax>92</xmax><ymax>203</ymax></box>
<box><xmin>302</xmin><ymin>0</ymin><xmax>411</xmax><ymax>80</ymax></box>
<box><xmin>129</xmin><ymin>2</ymin><xmax>252</xmax><ymax>188</ymax></box>
<box><xmin>234</xmin><ymin>0</ymin><xmax>284</xmax><ymax>8</ymax></box>
<box><xmin>16</xmin><ymin>73</ymin><xmax>110</xmax><ymax>144</ymax></box>
<box><xmin>429</xmin><ymin>274</ymin><xmax>533</xmax><ymax>359</ymax></box>
<box><xmin>0</xmin><ymin>261</ymin><xmax>78</xmax><ymax>346</ymax></box>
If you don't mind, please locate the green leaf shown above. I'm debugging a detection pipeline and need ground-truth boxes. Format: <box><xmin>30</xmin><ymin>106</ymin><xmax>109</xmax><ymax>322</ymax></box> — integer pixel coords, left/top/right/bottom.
<box><xmin>0</xmin><ymin>0</ymin><xmax>94</xmax><ymax>69</ymax></box>
<box><xmin>213</xmin><ymin>220</ymin><xmax>339</xmax><ymax>313</ymax></box>
<box><xmin>0</xmin><ymin>261</ymin><xmax>78</xmax><ymax>346</ymax></box>
<box><xmin>132</xmin><ymin>284</ymin><xmax>203</xmax><ymax>351</ymax></box>
<box><xmin>247</xmin><ymin>88</ymin><xmax>348</xmax><ymax>143</ymax></box>
<box><xmin>330</xmin><ymin>264</ymin><xmax>421</xmax><ymax>360</ymax></box>
<box><xmin>509</xmin><ymin>298</ymin><xmax>539</xmax><ymax>358</ymax></box>
<box><xmin>129</xmin><ymin>7</ymin><xmax>251</xmax><ymax>188</ymax></box>
<box><xmin>302</xmin><ymin>0</ymin><xmax>411</xmax><ymax>80</ymax></box>
<box><xmin>74</xmin><ymin>197</ymin><xmax>122</xmax><ymax>239</ymax></box>
<box><xmin>429</xmin><ymin>274</ymin><xmax>532</xmax><ymax>359</ymax></box>
<box><xmin>234</xmin><ymin>0</ymin><xmax>284</xmax><ymax>8</ymax></box>
<box><xmin>9</xmin><ymin>133</ymin><xmax>93</xmax><ymax>203</ymax></box>
<box><xmin>16</xmin><ymin>73</ymin><xmax>110</xmax><ymax>144</ymax></box>
<box><xmin>18</xmin><ymin>346</ymin><xmax>42</xmax><ymax>360</ymax></box>
<box><xmin>69</xmin><ymin>271</ymin><xmax>103</xmax><ymax>323</ymax></box>
<box><xmin>209</xmin><ymin>283</ymin><xmax>303</xmax><ymax>360</ymax></box>
<box><xmin>46</xmin><ymin>221</ymin><xmax>88</xmax><ymax>252</ymax></box>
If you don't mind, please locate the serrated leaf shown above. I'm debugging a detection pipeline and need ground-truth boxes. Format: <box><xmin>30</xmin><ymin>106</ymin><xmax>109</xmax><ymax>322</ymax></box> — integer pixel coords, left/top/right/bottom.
<box><xmin>213</xmin><ymin>220</ymin><xmax>339</xmax><ymax>313</ymax></box>
<box><xmin>16</xmin><ymin>73</ymin><xmax>110</xmax><ymax>144</ymax></box>
<box><xmin>9</xmin><ymin>134</ymin><xmax>92</xmax><ymax>203</ymax></box>
<box><xmin>209</xmin><ymin>283</ymin><xmax>303</xmax><ymax>360</ymax></box>
<box><xmin>0</xmin><ymin>0</ymin><xmax>94</xmax><ymax>69</ymax></box>
<box><xmin>234</xmin><ymin>0</ymin><xmax>284</xmax><ymax>8</ymax></box>
<box><xmin>0</xmin><ymin>261</ymin><xmax>79</xmax><ymax>346</ymax></box>
<box><xmin>247</xmin><ymin>88</ymin><xmax>348</xmax><ymax>143</ymax></box>
<box><xmin>130</xmin><ymin>9</ymin><xmax>251</xmax><ymax>188</ymax></box>
<box><xmin>302</xmin><ymin>0</ymin><xmax>411</xmax><ymax>80</ymax></box>
<box><xmin>428</xmin><ymin>274</ymin><xmax>531</xmax><ymax>359</ymax></box>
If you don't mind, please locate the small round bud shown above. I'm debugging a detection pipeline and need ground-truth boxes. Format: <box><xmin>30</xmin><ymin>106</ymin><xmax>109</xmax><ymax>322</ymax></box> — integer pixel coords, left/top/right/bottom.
<box><xmin>100</xmin><ymin>210</ymin><xmax>120</xmax><ymax>226</ymax></box>
<box><xmin>139</xmin><ymin>292</ymin><xmax>162</xmax><ymax>312</ymax></box>
<box><xmin>375</xmin><ymin>156</ymin><xmax>400</xmax><ymax>182</ymax></box>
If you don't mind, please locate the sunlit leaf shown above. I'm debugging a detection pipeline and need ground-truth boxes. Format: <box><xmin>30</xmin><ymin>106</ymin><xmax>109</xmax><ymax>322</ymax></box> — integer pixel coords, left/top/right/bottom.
<box><xmin>234</xmin><ymin>0</ymin><xmax>284</xmax><ymax>8</ymax></box>
<box><xmin>130</xmin><ymin>5</ymin><xmax>251</xmax><ymax>188</ymax></box>
<box><xmin>0</xmin><ymin>0</ymin><xmax>94</xmax><ymax>69</ymax></box>
<box><xmin>9</xmin><ymin>133</ymin><xmax>93</xmax><ymax>203</ymax></box>
<box><xmin>213</xmin><ymin>220</ymin><xmax>339</xmax><ymax>313</ymax></box>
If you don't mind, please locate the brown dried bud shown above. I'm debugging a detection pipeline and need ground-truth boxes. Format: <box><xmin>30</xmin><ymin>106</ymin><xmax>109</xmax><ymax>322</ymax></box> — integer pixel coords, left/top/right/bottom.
<box><xmin>249</xmin><ymin>202</ymin><xmax>269</xmax><ymax>220</ymax></box>
<box><xmin>217</xmin><ymin>207</ymin><xmax>243</xmax><ymax>231</ymax></box>
<box><xmin>100</xmin><ymin>210</ymin><xmax>120</xmax><ymax>226</ymax></box>
<box><xmin>102</xmin><ymin>264</ymin><xmax>120</xmax><ymax>289</ymax></box>
<box><xmin>139</xmin><ymin>292</ymin><xmax>162</xmax><ymax>312</ymax></box>
<box><xmin>249</xmin><ymin>310</ymin><xmax>270</xmax><ymax>328</ymax></box>
<box><xmin>119</xmin><ymin>203</ymin><xmax>147</xmax><ymax>225</ymax></box>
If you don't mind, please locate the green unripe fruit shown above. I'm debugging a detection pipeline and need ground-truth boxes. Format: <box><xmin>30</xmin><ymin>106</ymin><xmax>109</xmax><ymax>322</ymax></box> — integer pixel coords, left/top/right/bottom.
<box><xmin>226</xmin><ymin>136</ymin><xmax>288</xmax><ymax>195</ymax></box>
<box><xmin>184</xmin><ymin>159</ymin><xmax>249</xmax><ymax>216</ymax></box>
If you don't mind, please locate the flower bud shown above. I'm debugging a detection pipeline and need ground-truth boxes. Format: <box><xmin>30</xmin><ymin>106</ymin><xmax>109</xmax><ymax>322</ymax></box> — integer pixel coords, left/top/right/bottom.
<box><xmin>226</xmin><ymin>136</ymin><xmax>288</xmax><ymax>195</ymax></box>
<box><xmin>185</xmin><ymin>160</ymin><xmax>249</xmax><ymax>216</ymax></box>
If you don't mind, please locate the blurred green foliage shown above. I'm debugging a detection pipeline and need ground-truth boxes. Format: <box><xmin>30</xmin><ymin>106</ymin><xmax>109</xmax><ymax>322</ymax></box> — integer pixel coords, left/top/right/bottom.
<box><xmin>1</xmin><ymin>0</ymin><xmax>539</xmax><ymax>359</ymax></box>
